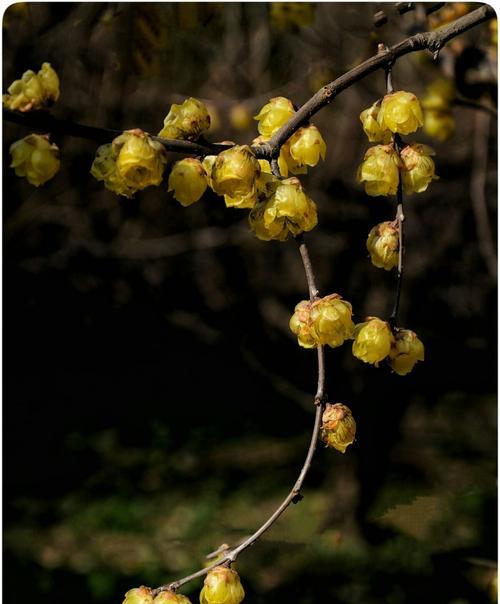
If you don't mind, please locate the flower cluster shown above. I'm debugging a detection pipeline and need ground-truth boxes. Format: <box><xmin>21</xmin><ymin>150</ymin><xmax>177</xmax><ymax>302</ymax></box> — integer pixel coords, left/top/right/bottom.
<box><xmin>289</xmin><ymin>294</ymin><xmax>354</xmax><ymax>349</ymax></box>
<box><xmin>123</xmin><ymin>567</ymin><xmax>245</xmax><ymax>604</ymax></box>
<box><xmin>9</xmin><ymin>133</ymin><xmax>60</xmax><ymax>187</ymax></box>
<box><xmin>3</xmin><ymin>62</ymin><xmax>59</xmax><ymax>112</ymax></box>
<box><xmin>421</xmin><ymin>79</ymin><xmax>456</xmax><ymax>142</ymax></box>
<box><xmin>91</xmin><ymin>129</ymin><xmax>167</xmax><ymax>198</ymax></box>
<box><xmin>352</xmin><ymin>317</ymin><xmax>424</xmax><ymax>375</ymax></box>
<box><xmin>357</xmin><ymin>90</ymin><xmax>438</xmax><ymax>197</ymax></box>
<box><xmin>320</xmin><ymin>403</ymin><xmax>356</xmax><ymax>453</ymax></box>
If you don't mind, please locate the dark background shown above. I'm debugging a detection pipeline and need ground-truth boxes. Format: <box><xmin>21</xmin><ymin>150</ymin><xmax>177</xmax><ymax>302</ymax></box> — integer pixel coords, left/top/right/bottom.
<box><xmin>3</xmin><ymin>3</ymin><xmax>497</xmax><ymax>604</ymax></box>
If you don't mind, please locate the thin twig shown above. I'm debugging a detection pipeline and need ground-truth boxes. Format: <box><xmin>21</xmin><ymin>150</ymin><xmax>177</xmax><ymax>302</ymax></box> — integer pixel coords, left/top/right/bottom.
<box><xmin>453</xmin><ymin>98</ymin><xmax>498</xmax><ymax>117</ymax></box>
<box><xmin>296</xmin><ymin>235</ymin><xmax>319</xmax><ymax>299</ymax></box>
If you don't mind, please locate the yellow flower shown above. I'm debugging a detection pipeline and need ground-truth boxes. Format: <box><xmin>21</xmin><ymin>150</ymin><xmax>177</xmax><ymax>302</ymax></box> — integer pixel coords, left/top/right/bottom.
<box><xmin>230</xmin><ymin>104</ymin><xmax>252</xmax><ymax>131</ymax></box>
<box><xmin>113</xmin><ymin>129</ymin><xmax>167</xmax><ymax>190</ymax></box>
<box><xmin>153</xmin><ymin>591</ymin><xmax>192</xmax><ymax>604</ymax></box>
<box><xmin>254</xmin><ymin>97</ymin><xmax>295</xmax><ymax>138</ymax></box>
<box><xmin>357</xmin><ymin>144</ymin><xmax>400</xmax><ymax>197</ymax></box>
<box><xmin>168</xmin><ymin>158</ymin><xmax>208</xmax><ymax>206</ymax></box>
<box><xmin>310</xmin><ymin>294</ymin><xmax>354</xmax><ymax>348</ymax></box>
<box><xmin>366</xmin><ymin>221</ymin><xmax>399</xmax><ymax>271</ymax></box>
<box><xmin>421</xmin><ymin>79</ymin><xmax>455</xmax><ymax>112</ymax></box>
<box><xmin>352</xmin><ymin>317</ymin><xmax>394</xmax><ymax>365</ymax></box>
<box><xmin>159</xmin><ymin>97</ymin><xmax>211</xmax><ymax>140</ymax></box>
<box><xmin>389</xmin><ymin>329</ymin><xmax>424</xmax><ymax>375</ymax></box>
<box><xmin>9</xmin><ymin>133</ymin><xmax>60</xmax><ymax>186</ymax></box>
<box><xmin>200</xmin><ymin>566</ymin><xmax>245</xmax><ymax>604</ymax></box>
<box><xmin>252</xmin><ymin>135</ymin><xmax>306</xmax><ymax>178</ymax></box>
<box><xmin>3</xmin><ymin>62</ymin><xmax>59</xmax><ymax>112</ymax></box>
<box><xmin>122</xmin><ymin>586</ymin><xmax>154</xmax><ymax>604</ymax></box>
<box><xmin>288</xmin><ymin>125</ymin><xmax>327</xmax><ymax>168</ymax></box>
<box><xmin>320</xmin><ymin>403</ymin><xmax>356</xmax><ymax>454</ymax></box>
<box><xmin>359</xmin><ymin>101</ymin><xmax>391</xmax><ymax>143</ymax></box>
<box><xmin>289</xmin><ymin>300</ymin><xmax>317</xmax><ymax>349</ymax></box>
<box><xmin>400</xmin><ymin>143</ymin><xmax>438</xmax><ymax>195</ymax></box>
<box><xmin>249</xmin><ymin>177</ymin><xmax>317</xmax><ymax>241</ymax></box>
<box><xmin>424</xmin><ymin>109</ymin><xmax>455</xmax><ymax>142</ymax></box>
<box><xmin>211</xmin><ymin>145</ymin><xmax>260</xmax><ymax>208</ymax></box>
<box><xmin>90</xmin><ymin>143</ymin><xmax>135</xmax><ymax>198</ymax></box>
<box><xmin>377</xmin><ymin>91</ymin><xmax>424</xmax><ymax>135</ymax></box>
<box><xmin>202</xmin><ymin>155</ymin><xmax>217</xmax><ymax>189</ymax></box>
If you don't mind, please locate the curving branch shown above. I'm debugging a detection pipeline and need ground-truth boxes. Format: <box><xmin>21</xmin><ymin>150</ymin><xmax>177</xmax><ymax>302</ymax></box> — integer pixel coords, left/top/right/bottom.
<box><xmin>3</xmin><ymin>5</ymin><xmax>494</xmax><ymax>162</ymax></box>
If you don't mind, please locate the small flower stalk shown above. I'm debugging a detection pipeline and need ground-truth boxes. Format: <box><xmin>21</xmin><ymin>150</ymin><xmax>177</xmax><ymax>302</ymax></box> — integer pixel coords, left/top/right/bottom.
<box><xmin>168</xmin><ymin>158</ymin><xmax>208</xmax><ymax>206</ymax></box>
<box><xmin>320</xmin><ymin>403</ymin><xmax>356</xmax><ymax>453</ymax></box>
<box><xmin>200</xmin><ymin>566</ymin><xmax>245</xmax><ymax>604</ymax></box>
<box><xmin>289</xmin><ymin>294</ymin><xmax>354</xmax><ymax>349</ymax></box>
<box><xmin>3</xmin><ymin>62</ymin><xmax>59</xmax><ymax>112</ymax></box>
<box><xmin>352</xmin><ymin>317</ymin><xmax>394</xmax><ymax>366</ymax></box>
<box><xmin>249</xmin><ymin>177</ymin><xmax>317</xmax><ymax>241</ymax></box>
<box><xmin>159</xmin><ymin>97</ymin><xmax>211</xmax><ymax>140</ymax></box>
<box><xmin>366</xmin><ymin>221</ymin><xmax>399</xmax><ymax>271</ymax></box>
<box><xmin>9</xmin><ymin>133</ymin><xmax>60</xmax><ymax>186</ymax></box>
<box><xmin>389</xmin><ymin>329</ymin><xmax>425</xmax><ymax>375</ymax></box>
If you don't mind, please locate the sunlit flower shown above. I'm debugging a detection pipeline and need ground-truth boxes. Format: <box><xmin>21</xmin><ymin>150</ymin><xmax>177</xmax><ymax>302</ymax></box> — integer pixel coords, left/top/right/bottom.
<box><xmin>122</xmin><ymin>586</ymin><xmax>154</xmax><ymax>604</ymax></box>
<box><xmin>357</xmin><ymin>144</ymin><xmax>400</xmax><ymax>196</ymax></box>
<box><xmin>359</xmin><ymin>101</ymin><xmax>391</xmax><ymax>143</ymax></box>
<box><xmin>288</xmin><ymin>125</ymin><xmax>327</xmax><ymax>168</ymax></box>
<box><xmin>424</xmin><ymin>109</ymin><xmax>455</xmax><ymax>142</ymax></box>
<box><xmin>320</xmin><ymin>403</ymin><xmax>356</xmax><ymax>453</ymax></box>
<box><xmin>352</xmin><ymin>317</ymin><xmax>394</xmax><ymax>365</ymax></box>
<box><xmin>211</xmin><ymin>145</ymin><xmax>261</xmax><ymax>209</ymax></box>
<box><xmin>168</xmin><ymin>158</ymin><xmax>208</xmax><ymax>206</ymax></box>
<box><xmin>3</xmin><ymin>62</ymin><xmax>60</xmax><ymax>111</ymax></box>
<box><xmin>400</xmin><ymin>143</ymin><xmax>438</xmax><ymax>194</ymax></box>
<box><xmin>309</xmin><ymin>294</ymin><xmax>354</xmax><ymax>348</ymax></box>
<box><xmin>366</xmin><ymin>221</ymin><xmax>399</xmax><ymax>271</ymax></box>
<box><xmin>159</xmin><ymin>97</ymin><xmax>211</xmax><ymax>140</ymax></box>
<box><xmin>113</xmin><ymin>129</ymin><xmax>167</xmax><ymax>190</ymax></box>
<box><xmin>200</xmin><ymin>566</ymin><xmax>245</xmax><ymax>604</ymax></box>
<box><xmin>289</xmin><ymin>300</ymin><xmax>317</xmax><ymax>348</ymax></box>
<box><xmin>254</xmin><ymin>97</ymin><xmax>295</xmax><ymax>138</ymax></box>
<box><xmin>377</xmin><ymin>91</ymin><xmax>424</xmax><ymax>135</ymax></box>
<box><xmin>389</xmin><ymin>329</ymin><xmax>425</xmax><ymax>375</ymax></box>
<box><xmin>90</xmin><ymin>143</ymin><xmax>135</xmax><ymax>198</ymax></box>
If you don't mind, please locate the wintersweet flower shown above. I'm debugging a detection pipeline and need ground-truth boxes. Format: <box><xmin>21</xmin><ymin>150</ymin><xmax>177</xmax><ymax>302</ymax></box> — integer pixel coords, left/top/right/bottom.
<box><xmin>113</xmin><ymin>129</ymin><xmax>167</xmax><ymax>190</ymax></box>
<box><xmin>211</xmin><ymin>145</ymin><xmax>260</xmax><ymax>208</ymax></box>
<box><xmin>389</xmin><ymin>329</ymin><xmax>425</xmax><ymax>375</ymax></box>
<box><xmin>421</xmin><ymin>79</ymin><xmax>455</xmax><ymax>112</ymax></box>
<box><xmin>3</xmin><ymin>62</ymin><xmax>59</xmax><ymax>111</ymax></box>
<box><xmin>359</xmin><ymin>101</ymin><xmax>391</xmax><ymax>143</ymax></box>
<box><xmin>159</xmin><ymin>97</ymin><xmax>211</xmax><ymax>140</ymax></box>
<box><xmin>122</xmin><ymin>586</ymin><xmax>154</xmax><ymax>604</ymax></box>
<box><xmin>249</xmin><ymin>177</ymin><xmax>317</xmax><ymax>241</ymax></box>
<box><xmin>400</xmin><ymin>143</ymin><xmax>438</xmax><ymax>194</ymax></box>
<box><xmin>168</xmin><ymin>158</ymin><xmax>208</xmax><ymax>206</ymax></box>
<box><xmin>309</xmin><ymin>294</ymin><xmax>354</xmax><ymax>348</ymax></box>
<box><xmin>200</xmin><ymin>566</ymin><xmax>245</xmax><ymax>604</ymax></box>
<box><xmin>90</xmin><ymin>143</ymin><xmax>135</xmax><ymax>198</ymax></box>
<box><xmin>320</xmin><ymin>403</ymin><xmax>356</xmax><ymax>453</ymax></box>
<box><xmin>288</xmin><ymin>125</ymin><xmax>327</xmax><ymax>168</ymax></box>
<box><xmin>366</xmin><ymin>221</ymin><xmax>399</xmax><ymax>271</ymax></box>
<box><xmin>9</xmin><ymin>133</ymin><xmax>60</xmax><ymax>186</ymax></box>
<box><xmin>377</xmin><ymin>91</ymin><xmax>424</xmax><ymax>135</ymax></box>
<box><xmin>424</xmin><ymin>109</ymin><xmax>455</xmax><ymax>142</ymax></box>
<box><xmin>357</xmin><ymin>144</ymin><xmax>400</xmax><ymax>196</ymax></box>
<box><xmin>254</xmin><ymin>96</ymin><xmax>295</xmax><ymax>138</ymax></box>
<box><xmin>153</xmin><ymin>591</ymin><xmax>192</xmax><ymax>604</ymax></box>
<box><xmin>289</xmin><ymin>300</ymin><xmax>317</xmax><ymax>349</ymax></box>
<box><xmin>352</xmin><ymin>317</ymin><xmax>394</xmax><ymax>365</ymax></box>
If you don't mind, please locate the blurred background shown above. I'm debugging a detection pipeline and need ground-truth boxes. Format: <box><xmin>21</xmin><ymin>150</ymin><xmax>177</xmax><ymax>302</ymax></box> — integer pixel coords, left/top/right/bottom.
<box><xmin>3</xmin><ymin>3</ymin><xmax>498</xmax><ymax>604</ymax></box>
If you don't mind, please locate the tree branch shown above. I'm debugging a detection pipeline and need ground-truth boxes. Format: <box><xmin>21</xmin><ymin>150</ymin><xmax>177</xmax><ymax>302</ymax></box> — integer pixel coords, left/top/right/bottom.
<box><xmin>3</xmin><ymin>5</ymin><xmax>493</xmax><ymax>161</ymax></box>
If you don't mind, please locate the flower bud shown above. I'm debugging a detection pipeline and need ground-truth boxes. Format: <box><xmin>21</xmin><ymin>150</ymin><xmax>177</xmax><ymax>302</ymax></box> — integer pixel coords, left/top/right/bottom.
<box><xmin>202</xmin><ymin>155</ymin><xmax>217</xmax><ymax>189</ymax></box>
<box><xmin>168</xmin><ymin>158</ymin><xmax>208</xmax><ymax>206</ymax></box>
<box><xmin>288</xmin><ymin>125</ymin><xmax>327</xmax><ymax>168</ymax></box>
<box><xmin>122</xmin><ymin>586</ymin><xmax>154</xmax><ymax>604</ymax></box>
<box><xmin>320</xmin><ymin>403</ymin><xmax>356</xmax><ymax>453</ymax></box>
<box><xmin>377</xmin><ymin>91</ymin><xmax>424</xmax><ymax>135</ymax></box>
<box><xmin>421</xmin><ymin>79</ymin><xmax>455</xmax><ymax>112</ymax></box>
<box><xmin>359</xmin><ymin>101</ymin><xmax>391</xmax><ymax>143</ymax></box>
<box><xmin>357</xmin><ymin>144</ymin><xmax>400</xmax><ymax>197</ymax></box>
<box><xmin>424</xmin><ymin>109</ymin><xmax>455</xmax><ymax>142</ymax></box>
<box><xmin>113</xmin><ymin>129</ymin><xmax>167</xmax><ymax>190</ymax></box>
<box><xmin>389</xmin><ymin>329</ymin><xmax>424</xmax><ymax>375</ymax></box>
<box><xmin>211</xmin><ymin>145</ymin><xmax>260</xmax><ymax>208</ymax></box>
<box><xmin>310</xmin><ymin>294</ymin><xmax>354</xmax><ymax>348</ymax></box>
<box><xmin>153</xmin><ymin>591</ymin><xmax>192</xmax><ymax>604</ymax></box>
<box><xmin>9</xmin><ymin>133</ymin><xmax>60</xmax><ymax>186</ymax></box>
<box><xmin>289</xmin><ymin>300</ymin><xmax>317</xmax><ymax>349</ymax></box>
<box><xmin>3</xmin><ymin>62</ymin><xmax>59</xmax><ymax>112</ymax></box>
<box><xmin>159</xmin><ymin>97</ymin><xmax>211</xmax><ymax>140</ymax></box>
<box><xmin>249</xmin><ymin>177</ymin><xmax>317</xmax><ymax>241</ymax></box>
<box><xmin>366</xmin><ymin>221</ymin><xmax>399</xmax><ymax>271</ymax></box>
<box><xmin>352</xmin><ymin>317</ymin><xmax>394</xmax><ymax>365</ymax></box>
<box><xmin>254</xmin><ymin>97</ymin><xmax>295</xmax><ymax>138</ymax></box>
<box><xmin>200</xmin><ymin>566</ymin><xmax>245</xmax><ymax>604</ymax></box>
<box><xmin>90</xmin><ymin>143</ymin><xmax>135</xmax><ymax>198</ymax></box>
<box><xmin>400</xmin><ymin>143</ymin><xmax>438</xmax><ymax>195</ymax></box>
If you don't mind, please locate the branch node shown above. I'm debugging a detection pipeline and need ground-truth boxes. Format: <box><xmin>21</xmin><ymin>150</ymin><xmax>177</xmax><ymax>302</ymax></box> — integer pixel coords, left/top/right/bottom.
<box><xmin>291</xmin><ymin>492</ymin><xmax>303</xmax><ymax>504</ymax></box>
